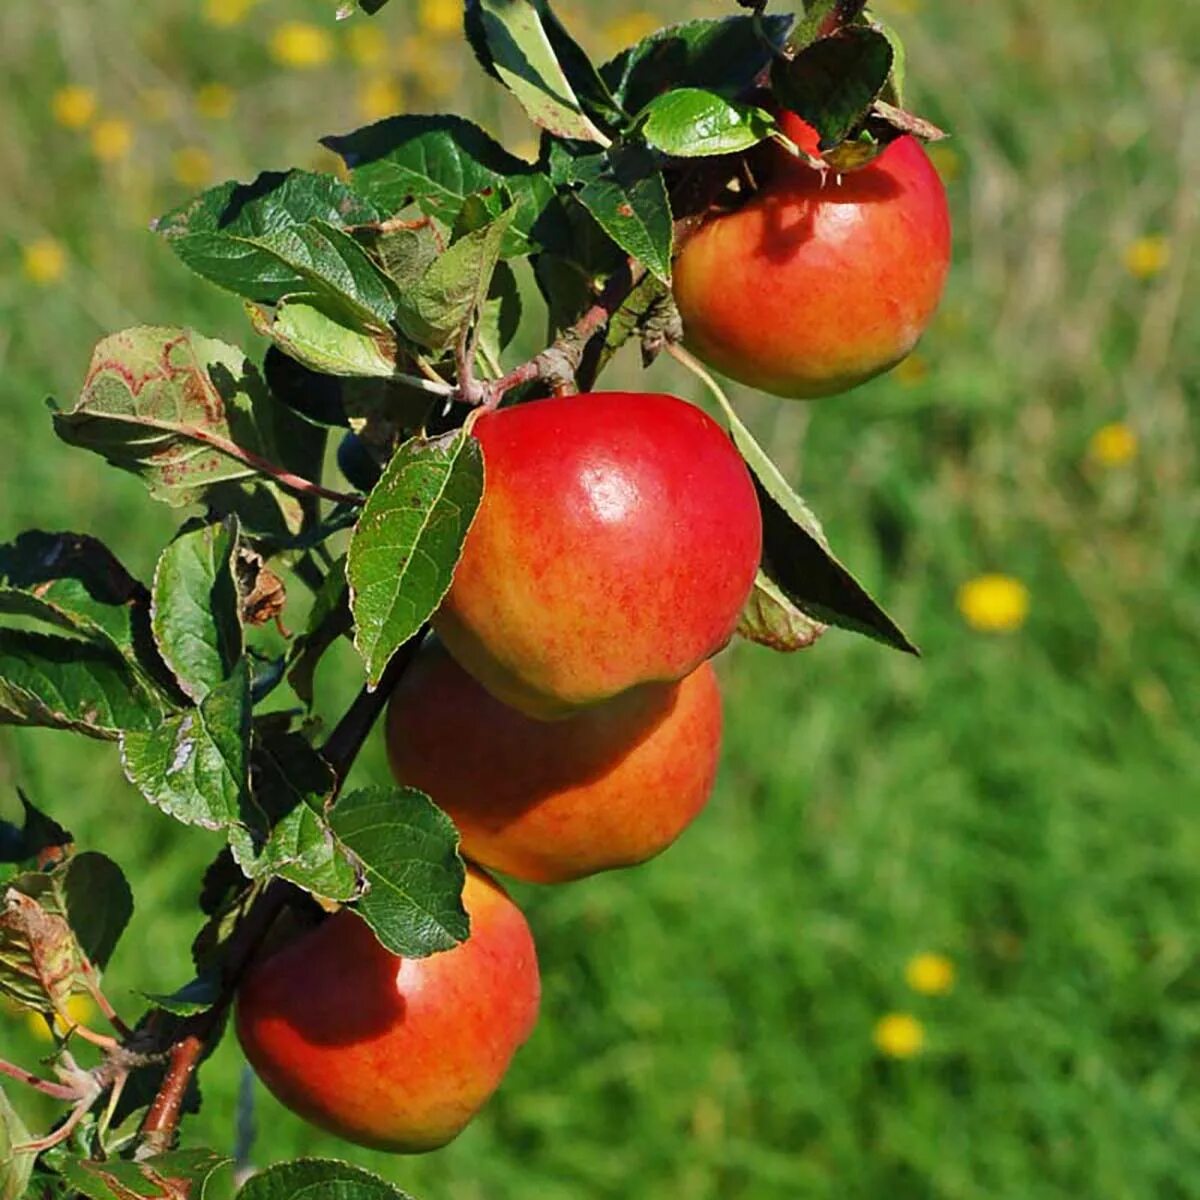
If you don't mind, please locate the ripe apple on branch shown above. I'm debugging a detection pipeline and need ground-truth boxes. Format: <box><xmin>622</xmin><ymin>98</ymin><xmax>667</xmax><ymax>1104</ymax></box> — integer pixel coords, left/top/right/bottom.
<box><xmin>0</xmin><ymin>0</ymin><xmax>951</xmax><ymax>1193</ymax></box>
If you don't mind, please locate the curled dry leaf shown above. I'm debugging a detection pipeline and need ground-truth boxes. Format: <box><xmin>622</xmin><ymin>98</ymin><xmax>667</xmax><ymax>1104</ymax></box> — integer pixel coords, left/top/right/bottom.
<box><xmin>236</xmin><ymin>548</ymin><xmax>289</xmax><ymax>632</ymax></box>
<box><xmin>0</xmin><ymin>888</ymin><xmax>78</xmax><ymax>1014</ymax></box>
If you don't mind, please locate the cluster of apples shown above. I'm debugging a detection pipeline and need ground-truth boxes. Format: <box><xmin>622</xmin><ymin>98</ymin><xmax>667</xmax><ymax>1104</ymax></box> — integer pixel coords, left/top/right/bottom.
<box><xmin>234</xmin><ymin>116</ymin><xmax>950</xmax><ymax>1155</ymax></box>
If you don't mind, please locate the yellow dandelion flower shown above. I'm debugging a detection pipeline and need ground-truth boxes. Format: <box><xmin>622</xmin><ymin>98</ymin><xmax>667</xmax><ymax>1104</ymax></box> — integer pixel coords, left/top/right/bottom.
<box><xmin>270</xmin><ymin>22</ymin><xmax>335</xmax><ymax>70</ymax></box>
<box><xmin>358</xmin><ymin>77</ymin><xmax>404</xmax><ymax>123</ymax></box>
<box><xmin>957</xmin><ymin>574</ymin><xmax>1030</xmax><ymax>634</ymax></box>
<box><xmin>195</xmin><ymin>83</ymin><xmax>236</xmax><ymax>121</ymax></box>
<box><xmin>91</xmin><ymin>117</ymin><xmax>134</xmax><ymax>163</ymax></box>
<box><xmin>52</xmin><ymin>85</ymin><xmax>97</xmax><ymax>130</ymax></box>
<box><xmin>1123</xmin><ymin>235</ymin><xmax>1169</xmax><ymax>280</ymax></box>
<box><xmin>927</xmin><ymin>143</ymin><xmax>961</xmax><ymax>183</ymax></box>
<box><xmin>873</xmin><ymin>1012</ymin><xmax>925</xmax><ymax>1059</ymax></box>
<box><xmin>893</xmin><ymin>353</ymin><xmax>929</xmax><ymax>387</ymax></box>
<box><xmin>203</xmin><ymin>0</ymin><xmax>256</xmax><ymax>28</ymax></box>
<box><xmin>602</xmin><ymin>13</ymin><xmax>660</xmax><ymax>53</ymax></box>
<box><xmin>346</xmin><ymin>22</ymin><xmax>387</xmax><ymax>68</ymax></box>
<box><xmin>905</xmin><ymin>953</ymin><xmax>955</xmax><ymax>996</ymax></box>
<box><xmin>416</xmin><ymin>0</ymin><xmax>461</xmax><ymax>37</ymax></box>
<box><xmin>25</xmin><ymin>993</ymin><xmax>97</xmax><ymax>1043</ymax></box>
<box><xmin>22</xmin><ymin>237</ymin><xmax>67</xmax><ymax>285</ymax></box>
<box><xmin>173</xmin><ymin>147</ymin><xmax>215</xmax><ymax>189</ymax></box>
<box><xmin>1088</xmin><ymin>422</ymin><xmax>1138</xmax><ymax>468</ymax></box>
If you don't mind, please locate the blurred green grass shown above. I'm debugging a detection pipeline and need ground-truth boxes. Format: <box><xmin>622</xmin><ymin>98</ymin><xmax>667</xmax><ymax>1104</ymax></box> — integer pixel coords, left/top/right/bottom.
<box><xmin>2</xmin><ymin>0</ymin><xmax>1199</xmax><ymax>1196</ymax></box>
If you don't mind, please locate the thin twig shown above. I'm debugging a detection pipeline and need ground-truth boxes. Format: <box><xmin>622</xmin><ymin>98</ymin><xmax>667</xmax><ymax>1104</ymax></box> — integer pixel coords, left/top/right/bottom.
<box><xmin>0</xmin><ymin>1056</ymin><xmax>78</xmax><ymax>1102</ymax></box>
<box><xmin>17</xmin><ymin>1094</ymin><xmax>97</xmax><ymax>1155</ymax></box>
<box><xmin>64</xmin><ymin>1022</ymin><xmax>120</xmax><ymax>1052</ymax></box>
<box><xmin>81</xmin><ymin>965</ymin><xmax>134</xmax><ymax>1040</ymax></box>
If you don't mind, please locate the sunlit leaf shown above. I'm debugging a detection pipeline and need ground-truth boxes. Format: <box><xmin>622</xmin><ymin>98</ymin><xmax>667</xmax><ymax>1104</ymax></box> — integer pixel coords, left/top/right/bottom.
<box><xmin>331</xmin><ymin>787</ymin><xmax>468</xmax><ymax>958</ymax></box>
<box><xmin>348</xmin><ymin>430</ymin><xmax>484</xmax><ymax>687</ymax></box>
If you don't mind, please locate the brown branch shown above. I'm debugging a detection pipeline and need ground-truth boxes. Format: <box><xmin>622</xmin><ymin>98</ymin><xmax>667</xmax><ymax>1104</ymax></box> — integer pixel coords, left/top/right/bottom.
<box><xmin>139</xmin><ymin>880</ymin><xmax>290</xmax><ymax>1156</ymax></box>
<box><xmin>81</xmin><ymin>965</ymin><xmax>134</xmax><ymax>1040</ymax></box>
<box><xmin>484</xmin><ymin>260</ymin><xmax>648</xmax><ymax>408</ymax></box>
<box><xmin>0</xmin><ymin>1056</ymin><xmax>79</xmax><ymax>1102</ymax></box>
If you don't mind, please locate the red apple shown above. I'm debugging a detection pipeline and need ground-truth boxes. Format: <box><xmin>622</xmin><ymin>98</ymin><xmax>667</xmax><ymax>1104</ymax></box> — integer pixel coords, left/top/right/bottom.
<box><xmin>672</xmin><ymin>113</ymin><xmax>951</xmax><ymax>399</ymax></box>
<box><xmin>235</xmin><ymin>866</ymin><xmax>539</xmax><ymax>1153</ymax></box>
<box><xmin>434</xmin><ymin>391</ymin><xmax>761</xmax><ymax>719</ymax></box>
<box><xmin>387</xmin><ymin>641</ymin><xmax>723</xmax><ymax>883</ymax></box>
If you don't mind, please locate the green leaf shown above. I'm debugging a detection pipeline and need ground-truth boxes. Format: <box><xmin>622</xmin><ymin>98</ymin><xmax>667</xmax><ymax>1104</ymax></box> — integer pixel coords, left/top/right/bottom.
<box><xmin>536</xmin><ymin>3</ymin><xmax>626</xmax><ymax>127</ymax></box>
<box><xmin>574</xmin><ymin>145</ymin><xmax>673</xmax><ymax>285</ymax></box>
<box><xmin>50</xmin><ymin>1148</ymin><xmax>229</xmax><ymax>1200</ymax></box>
<box><xmin>602</xmin><ymin>15</ymin><xmax>794</xmax><ymax>114</ymax></box>
<box><xmin>322</xmin><ymin>116</ymin><xmax>557</xmax><ymax>258</ymax></box>
<box><xmin>156</xmin><ymin>171</ymin><xmax>384</xmax><ymax>312</ymax></box>
<box><xmin>253</xmin><ymin>300</ymin><xmax>398</xmax><ymax>381</ymax></box>
<box><xmin>0</xmin><ymin>629</ymin><xmax>161</xmax><ymax>740</ymax></box>
<box><xmin>0</xmin><ymin>532</ymin><xmax>149</xmax><ymax>661</ymax></box>
<box><xmin>120</xmin><ymin>663</ymin><xmax>252</xmax><ymax>831</ymax></box>
<box><xmin>157</xmin><ymin>171</ymin><xmax>380</xmax><ymax>244</ymax></box>
<box><xmin>532</xmin><ymin>197</ymin><xmax>627</xmax><ymax>336</ymax></box>
<box><xmin>227</xmin><ymin>731</ymin><xmax>359</xmax><ymax>902</ymax></box>
<box><xmin>869</xmin><ymin>12</ymin><xmax>907</xmax><ymax>105</ymax></box>
<box><xmin>400</xmin><ymin>207</ymin><xmax>518</xmax><ymax>352</ymax></box>
<box><xmin>792</xmin><ymin>0</ymin><xmax>870</xmax><ymax>48</ymax></box>
<box><xmin>239</xmin><ymin>1159</ymin><xmax>414</xmax><ymax>1200</ymax></box>
<box><xmin>466</xmin><ymin>0</ymin><xmax>612</xmax><ymax>146</ymax></box>
<box><xmin>59</xmin><ymin>852</ymin><xmax>133</xmax><ymax>971</ymax></box>
<box><xmin>348</xmin><ymin>430</ymin><xmax>484</xmax><ymax>687</ymax></box>
<box><xmin>54</xmin><ymin>328</ymin><xmax>316</xmax><ymax>511</ymax></box>
<box><xmin>0</xmin><ymin>1085</ymin><xmax>34</xmax><ymax>1200</ymax></box>
<box><xmin>771</xmin><ymin>26</ymin><xmax>894</xmax><ymax>150</ymax></box>
<box><xmin>331</xmin><ymin>787</ymin><xmax>468</xmax><ymax>958</ymax></box>
<box><xmin>640</xmin><ymin>88</ymin><xmax>775</xmax><ymax>159</ymax></box>
<box><xmin>476</xmin><ymin>262</ymin><xmax>522</xmax><ymax>376</ymax></box>
<box><xmin>709</xmin><ymin>394</ymin><xmax>917</xmax><ymax>654</ymax></box>
<box><xmin>141</xmin><ymin>971</ymin><xmax>221</xmax><ymax>1017</ymax></box>
<box><xmin>152</xmin><ymin>519</ymin><xmax>242</xmax><ymax>704</ymax></box>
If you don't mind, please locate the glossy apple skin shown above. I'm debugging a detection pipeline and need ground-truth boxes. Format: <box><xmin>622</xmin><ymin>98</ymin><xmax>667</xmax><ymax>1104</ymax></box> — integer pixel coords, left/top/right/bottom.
<box><xmin>673</xmin><ymin>113</ymin><xmax>951</xmax><ymax>399</ymax></box>
<box><xmin>235</xmin><ymin>867</ymin><xmax>540</xmax><ymax>1153</ymax></box>
<box><xmin>387</xmin><ymin>642</ymin><xmax>723</xmax><ymax>883</ymax></box>
<box><xmin>433</xmin><ymin>391</ymin><xmax>761</xmax><ymax>719</ymax></box>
